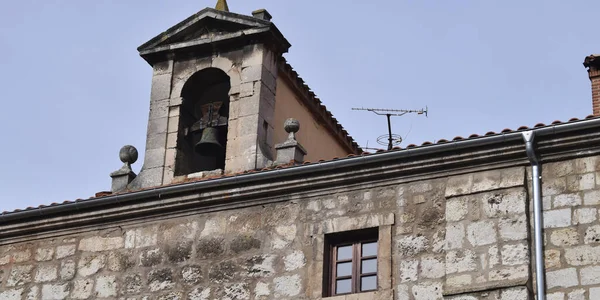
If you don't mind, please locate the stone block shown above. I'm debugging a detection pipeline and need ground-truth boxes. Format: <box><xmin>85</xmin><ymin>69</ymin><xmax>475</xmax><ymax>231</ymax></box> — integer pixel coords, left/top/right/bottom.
<box><xmin>445</xmin><ymin>223</ymin><xmax>465</xmax><ymax>250</ymax></box>
<box><xmin>144</xmin><ymin>147</ymin><xmax>167</xmax><ymax>169</ymax></box>
<box><xmin>565</xmin><ymin>245</ymin><xmax>600</xmax><ymax>266</ymax></box>
<box><xmin>151</xmin><ymin>74</ymin><xmax>172</xmax><ymax>101</ymax></box>
<box><xmin>72</xmin><ymin>279</ymin><xmax>94</xmax><ymax>299</ymax></box>
<box><xmin>550</xmin><ymin>228</ymin><xmax>579</xmax><ymax>246</ymax></box>
<box><xmin>167</xmin><ymin>115</ymin><xmax>179</xmax><ymax>133</ymax></box>
<box><xmin>35</xmin><ymin>248</ymin><xmax>54</xmax><ymax>261</ymax></box>
<box><xmin>574</xmin><ymin>208</ymin><xmax>597</xmax><ymax>224</ymax></box>
<box><xmin>41</xmin><ymin>283</ymin><xmax>69</xmax><ymax>300</ymax></box>
<box><xmin>152</xmin><ymin>60</ymin><xmax>173</xmax><ymax>75</ymax></box>
<box><xmin>400</xmin><ymin>260</ymin><xmax>418</xmax><ymax>282</ymax></box>
<box><xmin>446</xmin><ymin>250</ymin><xmax>476</xmax><ymax>274</ymax></box>
<box><xmin>125</xmin><ymin>226</ymin><xmax>158</xmax><ymax>249</ymax></box>
<box><xmin>446</xmin><ymin>174</ymin><xmax>473</xmax><ymax>197</ymax></box>
<box><xmin>553</xmin><ymin>193</ymin><xmax>582</xmax><ymax>208</ymax></box>
<box><xmin>273</xmin><ymin>274</ymin><xmax>301</xmax><ymax>297</ymax></box>
<box><xmin>146</xmin><ymin>133</ymin><xmax>167</xmax><ymax>150</ymax></box>
<box><xmin>545</xmin><ymin>249</ymin><xmax>561</xmax><ymax>269</ymax></box>
<box><xmin>585</xmin><ymin>225</ymin><xmax>600</xmax><ymax>244</ymax></box>
<box><xmin>482</xmin><ymin>189</ymin><xmax>526</xmax><ymax>217</ymax></box>
<box><xmin>26</xmin><ymin>286</ymin><xmax>38</xmax><ymax>300</ymax></box>
<box><xmin>79</xmin><ymin>236</ymin><xmax>124</xmax><ymax>252</ymax></box>
<box><xmin>583</xmin><ymin>190</ymin><xmax>600</xmax><ymax>205</ymax></box>
<box><xmin>13</xmin><ymin>250</ymin><xmax>31</xmax><ymax>262</ymax></box>
<box><xmin>446</xmin><ymin>198</ymin><xmax>468</xmax><ymax>222</ymax></box>
<box><xmin>575</xmin><ymin>156</ymin><xmax>600</xmax><ymax>173</ymax></box>
<box><xmin>546</xmin><ymin>293</ymin><xmax>565</xmax><ymax>300</ymax></box>
<box><xmin>501</xmin><ymin>243</ymin><xmax>529</xmax><ymax>266</ymax></box>
<box><xmin>543</xmin><ymin>209</ymin><xmax>572</xmax><ymax>228</ymax></box>
<box><xmin>283</xmin><ymin>251</ymin><xmax>305</xmax><ymax>271</ymax></box>
<box><xmin>166</xmin><ymin>132</ymin><xmax>177</xmax><ymax>149</ymax></box>
<box><xmin>567</xmin><ymin>289</ymin><xmax>585</xmax><ymax>300</ymax></box>
<box><xmin>34</xmin><ymin>265</ymin><xmax>57</xmax><ymax>283</ymax></box>
<box><xmin>7</xmin><ymin>265</ymin><xmax>32</xmax><ymax>287</ymax></box>
<box><xmin>60</xmin><ymin>260</ymin><xmax>75</xmax><ymax>280</ymax></box>
<box><xmin>543</xmin><ymin>177</ymin><xmax>567</xmax><ymax>196</ymax></box>
<box><xmin>488</xmin><ymin>265</ymin><xmax>528</xmax><ymax>282</ymax></box>
<box><xmin>590</xmin><ymin>287</ymin><xmax>600</xmax><ymax>300</ymax></box>
<box><xmin>499</xmin><ymin>215</ymin><xmax>527</xmax><ymax>241</ymax></box>
<box><xmin>546</xmin><ymin>268</ymin><xmax>579</xmax><ymax>289</ymax></box>
<box><xmin>95</xmin><ymin>275</ymin><xmax>117</xmax><ymax>298</ymax></box>
<box><xmin>397</xmin><ymin>235</ymin><xmax>428</xmax><ymax>258</ymax></box>
<box><xmin>579</xmin><ymin>173</ymin><xmax>596</xmax><ymax>190</ymax></box>
<box><xmin>239</xmin><ymin>81</ymin><xmax>255</xmax><ymax>98</ymax></box>
<box><xmin>147</xmin><ymin>117</ymin><xmax>168</xmax><ymax>135</ymax></box>
<box><xmin>189</xmin><ymin>287</ymin><xmax>212</xmax><ymax>300</ymax></box>
<box><xmin>411</xmin><ymin>282</ymin><xmax>443</xmax><ymax>300</ymax></box>
<box><xmin>421</xmin><ymin>256</ymin><xmax>445</xmax><ymax>279</ymax></box>
<box><xmin>135</xmin><ymin>166</ymin><xmax>164</xmax><ymax>189</ymax></box>
<box><xmin>580</xmin><ymin>265</ymin><xmax>600</xmax><ymax>286</ymax></box>
<box><xmin>77</xmin><ymin>254</ymin><xmax>105</xmax><ymax>277</ymax></box>
<box><xmin>546</xmin><ymin>161</ymin><xmax>575</xmax><ymax>177</ymax></box>
<box><xmin>149</xmin><ymin>99</ymin><xmax>170</xmax><ymax>120</ymax></box>
<box><xmin>499</xmin><ymin>287</ymin><xmax>529</xmax><ymax>300</ymax></box>
<box><xmin>0</xmin><ymin>288</ymin><xmax>23</xmax><ymax>300</ymax></box>
<box><xmin>212</xmin><ymin>56</ymin><xmax>233</xmax><ymax>72</ymax></box>
<box><xmin>445</xmin><ymin>274</ymin><xmax>472</xmax><ymax>289</ymax></box>
<box><xmin>467</xmin><ymin>220</ymin><xmax>497</xmax><ymax>246</ymax></box>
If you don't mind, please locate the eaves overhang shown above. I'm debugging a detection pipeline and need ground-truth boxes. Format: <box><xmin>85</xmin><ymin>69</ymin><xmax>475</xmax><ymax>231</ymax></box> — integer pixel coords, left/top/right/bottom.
<box><xmin>3</xmin><ymin>117</ymin><xmax>600</xmax><ymax>241</ymax></box>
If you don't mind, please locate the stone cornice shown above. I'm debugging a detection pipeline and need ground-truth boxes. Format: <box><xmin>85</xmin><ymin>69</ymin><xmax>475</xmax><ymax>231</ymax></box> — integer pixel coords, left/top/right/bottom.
<box><xmin>2</xmin><ymin>119</ymin><xmax>600</xmax><ymax>243</ymax></box>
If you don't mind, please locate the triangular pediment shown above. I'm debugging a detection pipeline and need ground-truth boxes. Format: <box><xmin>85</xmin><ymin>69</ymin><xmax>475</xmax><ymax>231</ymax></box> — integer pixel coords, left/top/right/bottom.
<box><xmin>138</xmin><ymin>8</ymin><xmax>270</xmax><ymax>53</ymax></box>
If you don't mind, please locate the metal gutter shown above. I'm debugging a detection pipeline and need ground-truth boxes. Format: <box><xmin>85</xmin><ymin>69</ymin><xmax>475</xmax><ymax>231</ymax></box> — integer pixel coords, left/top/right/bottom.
<box><xmin>522</xmin><ymin>131</ymin><xmax>546</xmax><ymax>300</ymax></box>
<box><xmin>2</xmin><ymin>117</ymin><xmax>600</xmax><ymax>224</ymax></box>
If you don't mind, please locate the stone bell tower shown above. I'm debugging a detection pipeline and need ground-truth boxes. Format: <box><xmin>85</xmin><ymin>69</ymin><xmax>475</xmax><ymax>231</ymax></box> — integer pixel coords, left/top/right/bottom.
<box><xmin>126</xmin><ymin>1</ymin><xmax>290</xmax><ymax>189</ymax></box>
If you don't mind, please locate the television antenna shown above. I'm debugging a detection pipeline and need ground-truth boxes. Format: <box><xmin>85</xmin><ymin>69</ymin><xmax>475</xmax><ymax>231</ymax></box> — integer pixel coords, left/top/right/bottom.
<box><xmin>352</xmin><ymin>107</ymin><xmax>428</xmax><ymax>150</ymax></box>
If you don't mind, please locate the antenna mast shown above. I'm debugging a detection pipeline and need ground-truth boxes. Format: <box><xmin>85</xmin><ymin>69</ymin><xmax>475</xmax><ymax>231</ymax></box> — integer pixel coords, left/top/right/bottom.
<box><xmin>352</xmin><ymin>107</ymin><xmax>428</xmax><ymax>150</ymax></box>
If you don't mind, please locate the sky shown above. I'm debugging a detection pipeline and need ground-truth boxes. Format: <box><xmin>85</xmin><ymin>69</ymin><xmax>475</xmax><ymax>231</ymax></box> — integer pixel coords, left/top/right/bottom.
<box><xmin>0</xmin><ymin>0</ymin><xmax>598</xmax><ymax>212</ymax></box>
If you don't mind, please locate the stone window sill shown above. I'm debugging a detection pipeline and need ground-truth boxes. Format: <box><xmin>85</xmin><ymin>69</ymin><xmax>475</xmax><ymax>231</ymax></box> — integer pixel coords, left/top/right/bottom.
<box><xmin>323</xmin><ymin>289</ymin><xmax>393</xmax><ymax>300</ymax></box>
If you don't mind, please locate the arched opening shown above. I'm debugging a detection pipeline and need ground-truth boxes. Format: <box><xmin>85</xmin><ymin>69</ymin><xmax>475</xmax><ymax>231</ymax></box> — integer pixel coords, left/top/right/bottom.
<box><xmin>176</xmin><ymin>68</ymin><xmax>230</xmax><ymax>175</ymax></box>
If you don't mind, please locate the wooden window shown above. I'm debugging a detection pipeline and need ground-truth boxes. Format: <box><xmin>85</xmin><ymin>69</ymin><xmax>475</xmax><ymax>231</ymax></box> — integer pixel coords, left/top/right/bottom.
<box><xmin>324</xmin><ymin>228</ymin><xmax>378</xmax><ymax>296</ymax></box>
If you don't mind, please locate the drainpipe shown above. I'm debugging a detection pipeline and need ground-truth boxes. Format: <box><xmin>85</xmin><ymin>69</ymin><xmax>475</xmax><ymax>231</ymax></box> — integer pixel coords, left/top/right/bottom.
<box><xmin>522</xmin><ymin>131</ymin><xmax>545</xmax><ymax>300</ymax></box>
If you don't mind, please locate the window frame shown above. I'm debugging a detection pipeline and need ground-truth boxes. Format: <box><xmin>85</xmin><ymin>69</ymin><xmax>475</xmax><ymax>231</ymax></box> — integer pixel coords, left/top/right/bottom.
<box><xmin>324</xmin><ymin>227</ymin><xmax>379</xmax><ymax>296</ymax></box>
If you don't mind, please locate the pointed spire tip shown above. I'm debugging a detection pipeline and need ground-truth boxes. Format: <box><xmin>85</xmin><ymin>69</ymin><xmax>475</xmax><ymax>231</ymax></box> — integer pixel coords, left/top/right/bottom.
<box><xmin>215</xmin><ymin>0</ymin><xmax>229</xmax><ymax>12</ymax></box>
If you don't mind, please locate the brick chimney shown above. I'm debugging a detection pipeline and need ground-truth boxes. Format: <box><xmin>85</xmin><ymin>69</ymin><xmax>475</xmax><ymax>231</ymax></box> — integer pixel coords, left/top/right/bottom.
<box><xmin>584</xmin><ymin>55</ymin><xmax>600</xmax><ymax>116</ymax></box>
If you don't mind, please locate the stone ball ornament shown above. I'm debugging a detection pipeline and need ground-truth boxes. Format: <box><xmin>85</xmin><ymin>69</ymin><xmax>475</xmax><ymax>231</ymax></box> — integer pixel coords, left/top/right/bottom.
<box><xmin>284</xmin><ymin>118</ymin><xmax>300</xmax><ymax>134</ymax></box>
<box><xmin>119</xmin><ymin>145</ymin><xmax>138</xmax><ymax>165</ymax></box>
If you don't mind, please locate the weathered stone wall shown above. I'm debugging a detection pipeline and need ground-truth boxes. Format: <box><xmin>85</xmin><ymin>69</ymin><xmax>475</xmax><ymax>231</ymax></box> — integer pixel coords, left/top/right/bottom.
<box><xmin>530</xmin><ymin>156</ymin><xmax>600</xmax><ymax>299</ymax></box>
<box><xmin>0</xmin><ymin>163</ymin><xmax>542</xmax><ymax>300</ymax></box>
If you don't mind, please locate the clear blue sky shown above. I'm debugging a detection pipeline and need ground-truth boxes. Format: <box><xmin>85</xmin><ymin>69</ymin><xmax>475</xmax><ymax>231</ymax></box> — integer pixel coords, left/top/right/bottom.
<box><xmin>0</xmin><ymin>0</ymin><xmax>597</xmax><ymax>212</ymax></box>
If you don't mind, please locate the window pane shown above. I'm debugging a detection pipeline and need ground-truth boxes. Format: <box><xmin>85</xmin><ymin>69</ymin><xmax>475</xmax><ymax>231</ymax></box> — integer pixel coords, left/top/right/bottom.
<box><xmin>361</xmin><ymin>258</ymin><xmax>377</xmax><ymax>274</ymax></box>
<box><xmin>336</xmin><ymin>279</ymin><xmax>352</xmax><ymax>294</ymax></box>
<box><xmin>336</xmin><ymin>262</ymin><xmax>352</xmax><ymax>277</ymax></box>
<box><xmin>337</xmin><ymin>245</ymin><xmax>352</xmax><ymax>260</ymax></box>
<box><xmin>361</xmin><ymin>275</ymin><xmax>377</xmax><ymax>291</ymax></box>
<box><xmin>362</xmin><ymin>242</ymin><xmax>377</xmax><ymax>257</ymax></box>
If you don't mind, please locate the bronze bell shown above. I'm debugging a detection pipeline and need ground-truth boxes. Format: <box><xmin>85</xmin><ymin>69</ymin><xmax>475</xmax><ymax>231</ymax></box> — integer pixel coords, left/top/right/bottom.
<box><xmin>195</xmin><ymin>127</ymin><xmax>223</xmax><ymax>156</ymax></box>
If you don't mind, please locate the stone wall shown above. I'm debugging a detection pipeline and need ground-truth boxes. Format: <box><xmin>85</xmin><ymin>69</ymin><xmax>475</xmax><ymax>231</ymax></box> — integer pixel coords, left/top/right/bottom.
<box><xmin>2</xmin><ymin>156</ymin><xmax>600</xmax><ymax>299</ymax></box>
<box><xmin>531</xmin><ymin>156</ymin><xmax>600</xmax><ymax>299</ymax></box>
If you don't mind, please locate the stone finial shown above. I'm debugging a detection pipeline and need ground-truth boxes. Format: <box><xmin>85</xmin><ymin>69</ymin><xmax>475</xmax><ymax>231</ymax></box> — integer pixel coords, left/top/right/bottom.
<box><xmin>275</xmin><ymin>118</ymin><xmax>307</xmax><ymax>165</ymax></box>
<box><xmin>110</xmin><ymin>145</ymin><xmax>138</xmax><ymax>192</ymax></box>
<box><xmin>215</xmin><ymin>0</ymin><xmax>229</xmax><ymax>12</ymax></box>
<box><xmin>252</xmin><ymin>9</ymin><xmax>272</xmax><ymax>21</ymax></box>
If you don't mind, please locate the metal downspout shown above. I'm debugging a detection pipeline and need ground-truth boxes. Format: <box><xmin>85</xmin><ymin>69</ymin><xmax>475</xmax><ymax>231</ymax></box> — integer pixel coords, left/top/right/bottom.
<box><xmin>522</xmin><ymin>131</ymin><xmax>545</xmax><ymax>300</ymax></box>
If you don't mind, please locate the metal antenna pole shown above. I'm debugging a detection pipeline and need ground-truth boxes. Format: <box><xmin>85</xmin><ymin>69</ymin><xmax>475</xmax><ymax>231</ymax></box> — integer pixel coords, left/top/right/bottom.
<box><xmin>386</xmin><ymin>114</ymin><xmax>393</xmax><ymax>150</ymax></box>
<box><xmin>352</xmin><ymin>107</ymin><xmax>428</xmax><ymax>150</ymax></box>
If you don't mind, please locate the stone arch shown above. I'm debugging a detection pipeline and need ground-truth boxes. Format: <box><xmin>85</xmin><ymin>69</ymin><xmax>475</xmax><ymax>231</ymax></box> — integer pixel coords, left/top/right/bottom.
<box><xmin>175</xmin><ymin>67</ymin><xmax>231</xmax><ymax>175</ymax></box>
